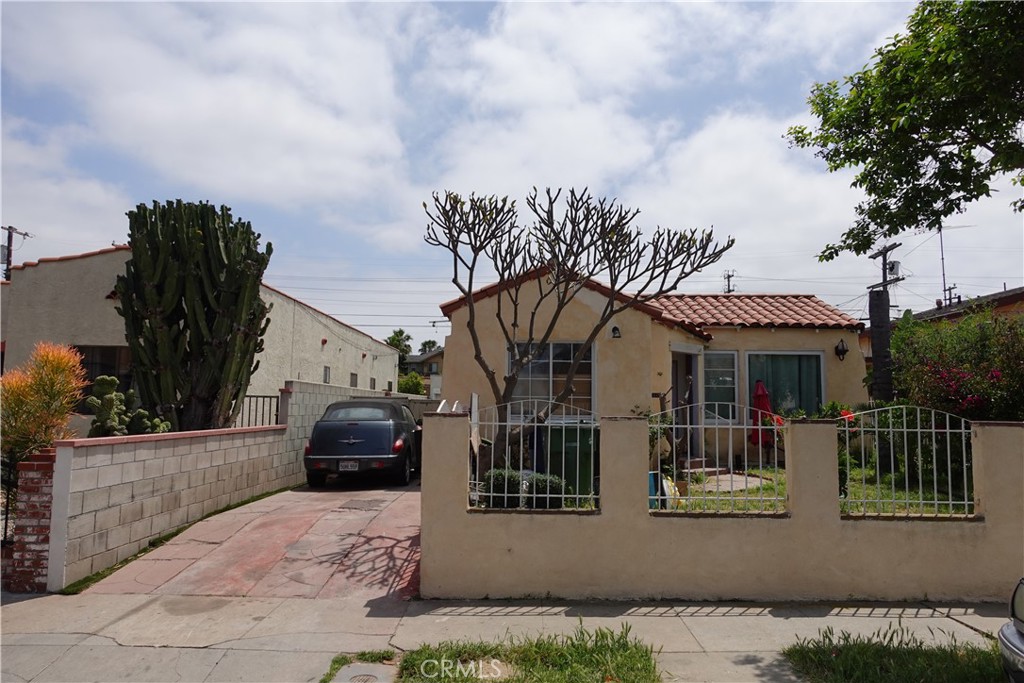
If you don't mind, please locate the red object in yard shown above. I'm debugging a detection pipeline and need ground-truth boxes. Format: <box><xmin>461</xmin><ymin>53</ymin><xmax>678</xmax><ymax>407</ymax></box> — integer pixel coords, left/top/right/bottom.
<box><xmin>750</xmin><ymin>379</ymin><xmax>776</xmax><ymax>446</ymax></box>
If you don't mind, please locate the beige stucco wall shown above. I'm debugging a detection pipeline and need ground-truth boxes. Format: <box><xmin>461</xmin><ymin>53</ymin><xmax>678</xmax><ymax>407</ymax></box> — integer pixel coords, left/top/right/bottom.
<box><xmin>255</xmin><ymin>287</ymin><xmax>397</xmax><ymax>397</ymax></box>
<box><xmin>1</xmin><ymin>250</ymin><xmax>130</xmax><ymax>370</ymax></box>
<box><xmin>0</xmin><ymin>248</ymin><xmax>396</xmax><ymax>401</ymax></box>
<box><xmin>441</xmin><ymin>288</ymin><xmax>867</xmax><ymax>418</ymax></box>
<box><xmin>442</xmin><ymin>287</ymin><xmax>662</xmax><ymax>416</ymax></box>
<box><xmin>703</xmin><ymin>327</ymin><xmax>868</xmax><ymax>409</ymax></box>
<box><xmin>421</xmin><ymin>416</ymin><xmax>1023</xmax><ymax>601</ymax></box>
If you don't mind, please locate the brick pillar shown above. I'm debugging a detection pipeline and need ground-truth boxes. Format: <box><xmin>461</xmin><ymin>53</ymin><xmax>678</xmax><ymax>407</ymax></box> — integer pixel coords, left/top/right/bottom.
<box><xmin>3</xmin><ymin>448</ymin><xmax>56</xmax><ymax>593</ymax></box>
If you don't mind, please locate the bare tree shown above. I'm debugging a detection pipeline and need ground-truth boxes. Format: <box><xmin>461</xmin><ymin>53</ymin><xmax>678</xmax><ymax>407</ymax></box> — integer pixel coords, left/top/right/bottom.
<box><xmin>425</xmin><ymin>187</ymin><xmax>734</xmax><ymax>424</ymax></box>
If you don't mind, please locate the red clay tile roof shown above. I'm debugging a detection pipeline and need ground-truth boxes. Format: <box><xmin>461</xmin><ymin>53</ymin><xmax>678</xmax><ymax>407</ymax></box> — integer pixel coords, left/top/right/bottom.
<box><xmin>10</xmin><ymin>244</ymin><xmax>130</xmax><ymax>272</ymax></box>
<box><xmin>439</xmin><ymin>268</ymin><xmax>712</xmax><ymax>341</ymax></box>
<box><xmin>653</xmin><ymin>294</ymin><xmax>863</xmax><ymax>331</ymax></box>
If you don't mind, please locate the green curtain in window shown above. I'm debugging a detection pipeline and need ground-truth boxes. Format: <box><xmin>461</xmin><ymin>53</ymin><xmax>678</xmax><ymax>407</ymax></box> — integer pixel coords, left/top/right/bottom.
<box><xmin>748</xmin><ymin>354</ymin><xmax>822</xmax><ymax>415</ymax></box>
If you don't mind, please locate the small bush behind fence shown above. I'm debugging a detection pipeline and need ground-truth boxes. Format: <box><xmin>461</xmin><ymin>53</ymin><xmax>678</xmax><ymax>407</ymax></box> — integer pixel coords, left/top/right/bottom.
<box><xmin>648</xmin><ymin>403</ymin><xmax>785</xmax><ymax>514</ymax></box>
<box><xmin>235</xmin><ymin>395</ymin><xmax>280</xmax><ymax>428</ymax></box>
<box><xmin>838</xmin><ymin>405</ymin><xmax>973</xmax><ymax>516</ymax></box>
<box><xmin>471</xmin><ymin>401</ymin><xmax>599</xmax><ymax>511</ymax></box>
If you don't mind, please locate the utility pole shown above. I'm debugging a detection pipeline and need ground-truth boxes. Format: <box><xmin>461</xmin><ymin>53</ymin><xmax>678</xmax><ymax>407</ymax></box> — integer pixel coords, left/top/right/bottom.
<box><xmin>867</xmin><ymin>243</ymin><xmax>904</xmax><ymax>475</ymax></box>
<box><xmin>2</xmin><ymin>226</ymin><xmax>33</xmax><ymax>280</ymax></box>
<box><xmin>867</xmin><ymin>243</ymin><xmax>904</xmax><ymax>404</ymax></box>
<box><xmin>723</xmin><ymin>270</ymin><xmax>736</xmax><ymax>294</ymax></box>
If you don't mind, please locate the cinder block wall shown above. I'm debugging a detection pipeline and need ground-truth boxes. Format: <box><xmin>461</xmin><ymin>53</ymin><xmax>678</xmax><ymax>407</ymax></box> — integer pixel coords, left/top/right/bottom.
<box><xmin>50</xmin><ymin>425</ymin><xmax>292</xmax><ymax>590</ymax></box>
<box><xmin>279</xmin><ymin>380</ymin><xmax>439</xmax><ymax>457</ymax></box>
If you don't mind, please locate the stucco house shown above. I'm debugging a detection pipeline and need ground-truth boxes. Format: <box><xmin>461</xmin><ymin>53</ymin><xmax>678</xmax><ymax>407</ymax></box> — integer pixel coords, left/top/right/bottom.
<box><xmin>439</xmin><ymin>273</ymin><xmax>867</xmax><ymax>422</ymax></box>
<box><xmin>0</xmin><ymin>245</ymin><xmax>399</xmax><ymax>409</ymax></box>
<box><xmin>406</xmin><ymin>347</ymin><xmax>444</xmax><ymax>399</ymax></box>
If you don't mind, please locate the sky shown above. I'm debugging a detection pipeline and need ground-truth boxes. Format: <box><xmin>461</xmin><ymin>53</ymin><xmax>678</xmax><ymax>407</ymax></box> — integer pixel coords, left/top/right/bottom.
<box><xmin>3</xmin><ymin>1</ymin><xmax>1022</xmax><ymax>352</ymax></box>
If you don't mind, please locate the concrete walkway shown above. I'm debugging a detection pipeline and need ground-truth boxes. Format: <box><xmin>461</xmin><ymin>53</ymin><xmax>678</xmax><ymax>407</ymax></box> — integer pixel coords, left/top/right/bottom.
<box><xmin>2</xmin><ymin>592</ymin><xmax>1005</xmax><ymax>682</ymax></box>
<box><xmin>1</xmin><ymin>484</ymin><xmax>1007</xmax><ymax>682</ymax></box>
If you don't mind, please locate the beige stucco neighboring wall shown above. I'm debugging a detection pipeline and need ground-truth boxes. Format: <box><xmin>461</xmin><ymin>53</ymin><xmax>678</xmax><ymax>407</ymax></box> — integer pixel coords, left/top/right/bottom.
<box><xmin>704</xmin><ymin>326</ymin><xmax>867</xmax><ymax>409</ymax></box>
<box><xmin>254</xmin><ymin>286</ymin><xmax>397</xmax><ymax>397</ymax></box>
<box><xmin>0</xmin><ymin>248</ymin><xmax>397</xmax><ymax>401</ymax></box>
<box><xmin>442</xmin><ymin>287</ymin><xmax>662</xmax><ymax>416</ymax></box>
<box><xmin>1</xmin><ymin>250</ymin><xmax>129</xmax><ymax>370</ymax></box>
<box><xmin>421</xmin><ymin>416</ymin><xmax>1023</xmax><ymax>601</ymax></box>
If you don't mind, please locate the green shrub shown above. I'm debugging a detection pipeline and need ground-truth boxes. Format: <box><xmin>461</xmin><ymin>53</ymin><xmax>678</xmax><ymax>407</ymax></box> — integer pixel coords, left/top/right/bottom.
<box><xmin>525</xmin><ymin>473</ymin><xmax>565</xmax><ymax>509</ymax></box>
<box><xmin>482</xmin><ymin>468</ymin><xmax>522</xmax><ymax>508</ymax></box>
<box><xmin>891</xmin><ymin>308</ymin><xmax>1024</xmax><ymax>420</ymax></box>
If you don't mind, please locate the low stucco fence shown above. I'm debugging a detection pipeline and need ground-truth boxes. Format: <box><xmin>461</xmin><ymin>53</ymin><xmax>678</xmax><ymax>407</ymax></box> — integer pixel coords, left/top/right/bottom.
<box><xmin>421</xmin><ymin>414</ymin><xmax>1023</xmax><ymax>602</ymax></box>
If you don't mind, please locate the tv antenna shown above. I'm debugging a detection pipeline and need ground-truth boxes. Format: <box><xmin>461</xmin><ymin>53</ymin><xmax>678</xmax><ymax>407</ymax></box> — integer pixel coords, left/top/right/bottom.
<box><xmin>913</xmin><ymin>223</ymin><xmax>972</xmax><ymax>305</ymax></box>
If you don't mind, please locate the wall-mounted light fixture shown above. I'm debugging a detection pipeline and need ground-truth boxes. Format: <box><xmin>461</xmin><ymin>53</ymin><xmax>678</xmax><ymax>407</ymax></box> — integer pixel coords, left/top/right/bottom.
<box><xmin>834</xmin><ymin>338</ymin><xmax>849</xmax><ymax>361</ymax></box>
<box><xmin>321</xmin><ymin>338</ymin><xmax>327</xmax><ymax>346</ymax></box>
<box><xmin>611</xmin><ymin>326</ymin><xmax>622</xmax><ymax>339</ymax></box>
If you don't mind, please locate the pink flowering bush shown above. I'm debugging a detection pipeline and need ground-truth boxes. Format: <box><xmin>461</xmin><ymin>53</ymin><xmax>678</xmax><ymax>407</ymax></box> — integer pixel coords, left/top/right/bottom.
<box><xmin>891</xmin><ymin>308</ymin><xmax>1024</xmax><ymax>421</ymax></box>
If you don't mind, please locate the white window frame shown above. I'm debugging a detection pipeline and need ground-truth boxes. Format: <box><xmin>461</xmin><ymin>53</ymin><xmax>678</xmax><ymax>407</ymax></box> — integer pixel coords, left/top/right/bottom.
<box><xmin>745</xmin><ymin>350</ymin><xmax>826</xmax><ymax>417</ymax></box>
<box><xmin>701</xmin><ymin>350</ymin><xmax>739</xmax><ymax>424</ymax></box>
<box><xmin>508</xmin><ymin>341</ymin><xmax>596</xmax><ymax>421</ymax></box>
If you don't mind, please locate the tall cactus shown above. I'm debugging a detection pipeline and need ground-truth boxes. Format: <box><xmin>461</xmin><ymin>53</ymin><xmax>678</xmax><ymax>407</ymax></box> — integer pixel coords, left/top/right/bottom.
<box><xmin>115</xmin><ymin>200</ymin><xmax>273</xmax><ymax>431</ymax></box>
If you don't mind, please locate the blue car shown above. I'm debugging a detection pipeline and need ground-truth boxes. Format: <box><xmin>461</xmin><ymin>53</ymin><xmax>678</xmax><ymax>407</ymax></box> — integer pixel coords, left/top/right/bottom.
<box><xmin>1000</xmin><ymin>578</ymin><xmax>1024</xmax><ymax>682</ymax></box>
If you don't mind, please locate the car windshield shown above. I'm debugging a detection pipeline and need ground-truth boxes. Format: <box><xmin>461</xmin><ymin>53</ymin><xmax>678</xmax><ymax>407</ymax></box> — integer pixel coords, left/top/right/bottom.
<box><xmin>324</xmin><ymin>406</ymin><xmax>391</xmax><ymax>421</ymax></box>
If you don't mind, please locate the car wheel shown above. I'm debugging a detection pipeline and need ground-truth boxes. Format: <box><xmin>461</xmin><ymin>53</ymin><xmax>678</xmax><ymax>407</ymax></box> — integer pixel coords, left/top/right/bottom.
<box><xmin>394</xmin><ymin>454</ymin><xmax>412</xmax><ymax>487</ymax></box>
<box><xmin>306</xmin><ymin>471</ymin><xmax>328</xmax><ymax>488</ymax></box>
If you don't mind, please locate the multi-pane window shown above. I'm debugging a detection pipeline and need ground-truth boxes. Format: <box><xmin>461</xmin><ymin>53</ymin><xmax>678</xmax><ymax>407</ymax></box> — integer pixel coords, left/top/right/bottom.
<box><xmin>509</xmin><ymin>343</ymin><xmax>593</xmax><ymax>415</ymax></box>
<box><xmin>74</xmin><ymin>346</ymin><xmax>133</xmax><ymax>413</ymax></box>
<box><xmin>350</xmin><ymin>372</ymin><xmax>358</xmax><ymax>388</ymax></box>
<box><xmin>748</xmin><ymin>353</ymin><xmax>822</xmax><ymax>416</ymax></box>
<box><xmin>703</xmin><ymin>352</ymin><xmax>737</xmax><ymax>421</ymax></box>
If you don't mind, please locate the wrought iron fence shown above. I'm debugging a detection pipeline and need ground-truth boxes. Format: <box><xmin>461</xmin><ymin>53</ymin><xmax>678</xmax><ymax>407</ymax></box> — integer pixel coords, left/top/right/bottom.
<box><xmin>470</xmin><ymin>401</ymin><xmax>599</xmax><ymax>511</ymax></box>
<box><xmin>837</xmin><ymin>406</ymin><xmax>973</xmax><ymax>516</ymax></box>
<box><xmin>647</xmin><ymin>403</ymin><xmax>785</xmax><ymax>514</ymax></box>
<box><xmin>235</xmin><ymin>395</ymin><xmax>280</xmax><ymax>428</ymax></box>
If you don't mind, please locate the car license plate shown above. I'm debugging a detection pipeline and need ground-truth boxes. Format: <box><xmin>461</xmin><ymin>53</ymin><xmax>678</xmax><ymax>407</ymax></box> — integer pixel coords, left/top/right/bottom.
<box><xmin>338</xmin><ymin>461</ymin><xmax>359</xmax><ymax>472</ymax></box>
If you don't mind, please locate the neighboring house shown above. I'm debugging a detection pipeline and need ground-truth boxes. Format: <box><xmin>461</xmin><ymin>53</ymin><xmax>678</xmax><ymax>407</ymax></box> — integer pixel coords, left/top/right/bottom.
<box><xmin>0</xmin><ymin>245</ymin><xmax>398</xmax><ymax>403</ymax></box>
<box><xmin>406</xmin><ymin>347</ymin><xmax>444</xmax><ymax>399</ymax></box>
<box><xmin>858</xmin><ymin>285</ymin><xmax>1024</xmax><ymax>370</ymax></box>
<box><xmin>439</xmin><ymin>273</ymin><xmax>867</xmax><ymax>421</ymax></box>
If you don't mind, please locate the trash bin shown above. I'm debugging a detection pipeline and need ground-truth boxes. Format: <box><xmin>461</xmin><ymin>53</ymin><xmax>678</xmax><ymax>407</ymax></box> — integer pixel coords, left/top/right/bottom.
<box><xmin>546</xmin><ymin>423</ymin><xmax>597</xmax><ymax>497</ymax></box>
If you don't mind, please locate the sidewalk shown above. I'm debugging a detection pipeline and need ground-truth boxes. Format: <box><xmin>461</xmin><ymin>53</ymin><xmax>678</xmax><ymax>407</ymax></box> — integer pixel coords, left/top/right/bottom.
<box><xmin>1</xmin><ymin>589</ymin><xmax>1004</xmax><ymax>682</ymax></box>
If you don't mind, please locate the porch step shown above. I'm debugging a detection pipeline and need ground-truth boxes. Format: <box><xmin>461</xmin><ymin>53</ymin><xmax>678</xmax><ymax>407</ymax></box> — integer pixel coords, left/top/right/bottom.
<box><xmin>678</xmin><ymin>464</ymin><xmax>730</xmax><ymax>477</ymax></box>
<box><xmin>679</xmin><ymin>458</ymin><xmax>729</xmax><ymax>474</ymax></box>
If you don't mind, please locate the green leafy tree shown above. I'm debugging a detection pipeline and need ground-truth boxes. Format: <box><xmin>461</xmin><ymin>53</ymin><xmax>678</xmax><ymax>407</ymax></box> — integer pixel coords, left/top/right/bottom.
<box><xmin>116</xmin><ymin>200</ymin><xmax>273</xmax><ymax>431</ymax></box>
<box><xmin>787</xmin><ymin>1</ymin><xmax>1024</xmax><ymax>261</ymax></box>
<box><xmin>418</xmin><ymin>339</ymin><xmax>439</xmax><ymax>354</ymax></box>
<box><xmin>397</xmin><ymin>371</ymin><xmax>426</xmax><ymax>396</ymax></box>
<box><xmin>386</xmin><ymin>328</ymin><xmax>413</xmax><ymax>372</ymax></box>
<box><xmin>891</xmin><ymin>308</ymin><xmax>1024</xmax><ymax>420</ymax></box>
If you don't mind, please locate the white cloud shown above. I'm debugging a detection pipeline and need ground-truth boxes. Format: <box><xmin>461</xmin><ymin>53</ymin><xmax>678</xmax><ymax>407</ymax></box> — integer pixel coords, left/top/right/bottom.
<box><xmin>1</xmin><ymin>118</ymin><xmax>133</xmax><ymax>253</ymax></box>
<box><xmin>1</xmin><ymin>3</ymin><xmax>435</xmax><ymax>207</ymax></box>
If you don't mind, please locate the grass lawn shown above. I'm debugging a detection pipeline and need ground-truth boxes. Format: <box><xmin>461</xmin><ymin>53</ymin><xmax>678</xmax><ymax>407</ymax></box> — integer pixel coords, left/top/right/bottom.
<box><xmin>782</xmin><ymin>625</ymin><xmax>1003</xmax><ymax>683</ymax></box>
<box><xmin>653</xmin><ymin>466</ymin><xmax>974</xmax><ymax>516</ymax></box>
<box><xmin>397</xmin><ymin>623</ymin><xmax>659</xmax><ymax>682</ymax></box>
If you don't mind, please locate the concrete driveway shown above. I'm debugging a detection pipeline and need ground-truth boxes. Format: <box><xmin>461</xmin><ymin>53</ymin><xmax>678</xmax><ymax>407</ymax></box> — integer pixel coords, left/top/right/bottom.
<box><xmin>85</xmin><ymin>478</ymin><xmax>421</xmax><ymax>601</ymax></box>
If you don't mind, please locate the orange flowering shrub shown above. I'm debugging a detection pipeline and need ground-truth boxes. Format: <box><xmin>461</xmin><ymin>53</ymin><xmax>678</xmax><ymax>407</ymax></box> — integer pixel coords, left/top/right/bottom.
<box><xmin>1</xmin><ymin>342</ymin><xmax>88</xmax><ymax>462</ymax></box>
